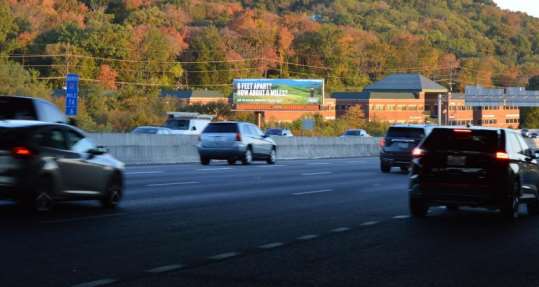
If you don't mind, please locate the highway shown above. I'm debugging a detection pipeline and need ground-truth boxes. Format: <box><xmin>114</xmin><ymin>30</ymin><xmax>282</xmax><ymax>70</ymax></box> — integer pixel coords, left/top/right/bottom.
<box><xmin>2</xmin><ymin>157</ymin><xmax>539</xmax><ymax>287</ymax></box>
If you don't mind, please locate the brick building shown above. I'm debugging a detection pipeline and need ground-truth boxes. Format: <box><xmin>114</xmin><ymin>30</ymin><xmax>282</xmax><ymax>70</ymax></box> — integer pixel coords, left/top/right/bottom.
<box><xmin>332</xmin><ymin>73</ymin><xmax>520</xmax><ymax>128</ymax></box>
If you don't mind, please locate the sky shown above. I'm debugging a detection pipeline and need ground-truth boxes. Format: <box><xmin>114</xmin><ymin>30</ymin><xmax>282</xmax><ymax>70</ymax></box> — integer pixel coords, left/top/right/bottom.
<box><xmin>494</xmin><ymin>1</ymin><xmax>539</xmax><ymax>18</ymax></box>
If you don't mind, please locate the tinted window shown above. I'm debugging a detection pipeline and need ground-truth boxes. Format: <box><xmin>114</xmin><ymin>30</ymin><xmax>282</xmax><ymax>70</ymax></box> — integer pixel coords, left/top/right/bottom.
<box><xmin>36</xmin><ymin>100</ymin><xmax>66</xmax><ymax>123</ymax></box>
<box><xmin>133</xmin><ymin>127</ymin><xmax>159</xmax><ymax>134</ymax></box>
<box><xmin>386</xmin><ymin>127</ymin><xmax>425</xmax><ymax>139</ymax></box>
<box><xmin>267</xmin><ymin>129</ymin><xmax>283</xmax><ymax>135</ymax></box>
<box><xmin>203</xmin><ymin>123</ymin><xmax>238</xmax><ymax>133</ymax></box>
<box><xmin>165</xmin><ymin>119</ymin><xmax>190</xmax><ymax>130</ymax></box>
<box><xmin>345</xmin><ymin>130</ymin><xmax>362</xmax><ymax>136</ymax></box>
<box><xmin>66</xmin><ymin>130</ymin><xmax>95</xmax><ymax>153</ymax></box>
<box><xmin>35</xmin><ymin>128</ymin><xmax>67</xmax><ymax>150</ymax></box>
<box><xmin>0</xmin><ymin>97</ymin><xmax>37</xmax><ymax>120</ymax></box>
<box><xmin>421</xmin><ymin>129</ymin><xmax>499</xmax><ymax>153</ymax></box>
<box><xmin>505</xmin><ymin>132</ymin><xmax>522</xmax><ymax>154</ymax></box>
<box><xmin>0</xmin><ymin>128</ymin><xmax>27</xmax><ymax>149</ymax></box>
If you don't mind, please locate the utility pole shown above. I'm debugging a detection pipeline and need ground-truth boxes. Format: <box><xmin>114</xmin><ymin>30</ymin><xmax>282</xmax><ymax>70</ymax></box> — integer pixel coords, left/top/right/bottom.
<box><xmin>438</xmin><ymin>94</ymin><xmax>442</xmax><ymax>126</ymax></box>
<box><xmin>65</xmin><ymin>43</ymin><xmax>70</xmax><ymax>76</ymax></box>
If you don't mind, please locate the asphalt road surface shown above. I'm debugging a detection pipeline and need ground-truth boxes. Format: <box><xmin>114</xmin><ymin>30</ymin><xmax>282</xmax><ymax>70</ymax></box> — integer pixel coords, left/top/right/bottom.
<box><xmin>2</xmin><ymin>157</ymin><xmax>539</xmax><ymax>287</ymax></box>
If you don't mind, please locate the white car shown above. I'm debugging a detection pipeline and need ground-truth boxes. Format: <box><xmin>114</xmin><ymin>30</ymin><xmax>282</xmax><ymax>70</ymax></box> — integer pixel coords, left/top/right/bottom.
<box><xmin>131</xmin><ymin>126</ymin><xmax>172</xmax><ymax>135</ymax></box>
<box><xmin>164</xmin><ymin>112</ymin><xmax>214</xmax><ymax>135</ymax></box>
<box><xmin>341</xmin><ymin>129</ymin><xmax>371</xmax><ymax>137</ymax></box>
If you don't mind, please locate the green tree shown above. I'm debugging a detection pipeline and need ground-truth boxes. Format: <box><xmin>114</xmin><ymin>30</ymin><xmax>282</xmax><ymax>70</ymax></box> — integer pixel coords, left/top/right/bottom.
<box><xmin>521</xmin><ymin>75</ymin><xmax>539</xmax><ymax>128</ymax></box>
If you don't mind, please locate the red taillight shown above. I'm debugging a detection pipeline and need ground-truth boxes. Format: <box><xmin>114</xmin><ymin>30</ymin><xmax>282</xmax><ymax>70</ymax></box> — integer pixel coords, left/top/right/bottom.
<box><xmin>379</xmin><ymin>138</ymin><xmax>385</xmax><ymax>147</ymax></box>
<box><xmin>12</xmin><ymin>146</ymin><xmax>32</xmax><ymax>157</ymax></box>
<box><xmin>496</xmin><ymin>152</ymin><xmax>509</xmax><ymax>160</ymax></box>
<box><xmin>412</xmin><ymin>148</ymin><xmax>424</xmax><ymax>158</ymax></box>
<box><xmin>235</xmin><ymin>132</ymin><xmax>242</xmax><ymax>141</ymax></box>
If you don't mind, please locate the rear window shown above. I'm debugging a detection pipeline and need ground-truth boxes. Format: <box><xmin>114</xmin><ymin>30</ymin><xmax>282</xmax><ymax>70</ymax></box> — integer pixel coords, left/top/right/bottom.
<box><xmin>133</xmin><ymin>127</ymin><xmax>158</xmax><ymax>134</ymax></box>
<box><xmin>421</xmin><ymin>129</ymin><xmax>500</xmax><ymax>153</ymax></box>
<box><xmin>386</xmin><ymin>127</ymin><xmax>425</xmax><ymax>139</ymax></box>
<box><xmin>203</xmin><ymin>123</ymin><xmax>238</xmax><ymax>133</ymax></box>
<box><xmin>0</xmin><ymin>97</ymin><xmax>37</xmax><ymax>120</ymax></box>
<box><xmin>345</xmin><ymin>130</ymin><xmax>362</xmax><ymax>136</ymax></box>
<box><xmin>165</xmin><ymin>119</ymin><xmax>189</xmax><ymax>130</ymax></box>
<box><xmin>0</xmin><ymin>128</ymin><xmax>28</xmax><ymax>149</ymax></box>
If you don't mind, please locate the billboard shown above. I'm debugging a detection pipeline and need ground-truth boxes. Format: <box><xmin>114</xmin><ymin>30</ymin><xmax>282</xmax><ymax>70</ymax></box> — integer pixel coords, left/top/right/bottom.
<box><xmin>233</xmin><ymin>79</ymin><xmax>324</xmax><ymax>105</ymax></box>
<box><xmin>465</xmin><ymin>85</ymin><xmax>539</xmax><ymax>107</ymax></box>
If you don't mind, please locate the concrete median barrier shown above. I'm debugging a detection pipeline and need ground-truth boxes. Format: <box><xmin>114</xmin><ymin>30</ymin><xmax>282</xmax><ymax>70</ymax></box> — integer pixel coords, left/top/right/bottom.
<box><xmin>89</xmin><ymin>134</ymin><xmax>381</xmax><ymax>165</ymax></box>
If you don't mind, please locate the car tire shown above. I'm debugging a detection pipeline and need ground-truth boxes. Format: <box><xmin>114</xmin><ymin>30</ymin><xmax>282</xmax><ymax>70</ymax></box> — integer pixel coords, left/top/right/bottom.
<box><xmin>227</xmin><ymin>159</ymin><xmax>236</xmax><ymax>165</ymax></box>
<box><xmin>241</xmin><ymin>148</ymin><xmax>253</xmax><ymax>165</ymax></box>
<box><xmin>200</xmin><ymin>157</ymin><xmax>210</xmax><ymax>165</ymax></box>
<box><xmin>410</xmin><ymin>197</ymin><xmax>428</xmax><ymax>217</ymax></box>
<box><xmin>101</xmin><ymin>178</ymin><xmax>122</xmax><ymax>209</ymax></box>
<box><xmin>501</xmin><ymin>181</ymin><xmax>520</xmax><ymax>220</ymax></box>
<box><xmin>380</xmin><ymin>162</ymin><xmax>391</xmax><ymax>173</ymax></box>
<box><xmin>33</xmin><ymin>176</ymin><xmax>55</xmax><ymax>212</ymax></box>
<box><xmin>267</xmin><ymin>148</ymin><xmax>276</xmax><ymax>165</ymax></box>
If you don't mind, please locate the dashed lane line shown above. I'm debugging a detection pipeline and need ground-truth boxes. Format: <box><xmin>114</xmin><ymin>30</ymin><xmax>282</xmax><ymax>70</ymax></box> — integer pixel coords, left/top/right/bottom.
<box><xmin>360</xmin><ymin>221</ymin><xmax>380</xmax><ymax>226</ymax></box>
<box><xmin>71</xmin><ymin>278</ymin><xmax>117</xmax><ymax>287</ymax></box>
<box><xmin>331</xmin><ymin>227</ymin><xmax>351</xmax><ymax>233</ymax></box>
<box><xmin>145</xmin><ymin>181</ymin><xmax>199</xmax><ymax>187</ymax></box>
<box><xmin>145</xmin><ymin>264</ymin><xmax>183</xmax><ymax>274</ymax></box>
<box><xmin>297</xmin><ymin>234</ymin><xmax>319</xmax><ymax>240</ymax></box>
<box><xmin>209</xmin><ymin>252</ymin><xmax>240</xmax><ymax>260</ymax></box>
<box><xmin>125</xmin><ymin>171</ymin><xmax>163</xmax><ymax>175</ymax></box>
<box><xmin>301</xmin><ymin>171</ymin><xmax>332</xmax><ymax>176</ymax></box>
<box><xmin>292</xmin><ymin>189</ymin><xmax>333</xmax><ymax>196</ymax></box>
<box><xmin>258</xmin><ymin>242</ymin><xmax>284</xmax><ymax>249</ymax></box>
<box><xmin>393</xmin><ymin>215</ymin><xmax>411</xmax><ymax>219</ymax></box>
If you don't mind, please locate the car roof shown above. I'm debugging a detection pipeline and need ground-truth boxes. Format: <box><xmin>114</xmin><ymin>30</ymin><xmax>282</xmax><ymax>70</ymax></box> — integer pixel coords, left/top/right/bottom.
<box><xmin>135</xmin><ymin>126</ymin><xmax>169</xmax><ymax>129</ymax></box>
<box><xmin>390</xmin><ymin>124</ymin><xmax>432</xmax><ymax>129</ymax></box>
<box><xmin>0</xmin><ymin>120</ymin><xmax>50</xmax><ymax>128</ymax></box>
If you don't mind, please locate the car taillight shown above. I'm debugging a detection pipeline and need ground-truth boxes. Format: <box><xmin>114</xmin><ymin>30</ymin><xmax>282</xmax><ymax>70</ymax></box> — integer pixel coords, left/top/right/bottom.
<box><xmin>235</xmin><ymin>132</ymin><xmax>242</xmax><ymax>141</ymax></box>
<box><xmin>11</xmin><ymin>146</ymin><xmax>32</xmax><ymax>157</ymax></box>
<box><xmin>496</xmin><ymin>152</ymin><xmax>509</xmax><ymax>160</ymax></box>
<box><xmin>412</xmin><ymin>148</ymin><xmax>424</xmax><ymax>158</ymax></box>
<box><xmin>379</xmin><ymin>138</ymin><xmax>385</xmax><ymax>147</ymax></box>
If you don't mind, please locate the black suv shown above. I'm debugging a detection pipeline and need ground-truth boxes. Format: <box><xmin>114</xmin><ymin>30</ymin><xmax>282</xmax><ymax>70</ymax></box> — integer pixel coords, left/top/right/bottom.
<box><xmin>409</xmin><ymin>127</ymin><xmax>539</xmax><ymax>219</ymax></box>
<box><xmin>0</xmin><ymin>96</ymin><xmax>68</xmax><ymax>124</ymax></box>
<box><xmin>380</xmin><ymin>125</ymin><xmax>433</xmax><ymax>173</ymax></box>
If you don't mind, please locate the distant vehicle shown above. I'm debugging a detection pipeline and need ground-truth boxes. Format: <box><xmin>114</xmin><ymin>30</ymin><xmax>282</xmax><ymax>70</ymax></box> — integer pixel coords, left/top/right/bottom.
<box><xmin>341</xmin><ymin>129</ymin><xmax>370</xmax><ymax>137</ymax></box>
<box><xmin>132</xmin><ymin>126</ymin><xmax>172</xmax><ymax>135</ymax></box>
<box><xmin>197</xmin><ymin>122</ymin><xmax>277</xmax><ymax>165</ymax></box>
<box><xmin>521</xmin><ymin>129</ymin><xmax>530</xmax><ymax>138</ymax></box>
<box><xmin>266</xmin><ymin>128</ymin><xmax>294</xmax><ymax>137</ymax></box>
<box><xmin>164</xmin><ymin>112</ymin><xmax>214</xmax><ymax>135</ymax></box>
<box><xmin>0</xmin><ymin>120</ymin><xmax>124</xmax><ymax>211</ymax></box>
<box><xmin>379</xmin><ymin>124</ymin><xmax>433</xmax><ymax>173</ymax></box>
<box><xmin>409</xmin><ymin>127</ymin><xmax>539</xmax><ymax>219</ymax></box>
<box><xmin>531</xmin><ymin>132</ymin><xmax>538</xmax><ymax>139</ymax></box>
<box><xmin>0</xmin><ymin>96</ymin><xmax>69</xmax><ymax>124</ymax></box>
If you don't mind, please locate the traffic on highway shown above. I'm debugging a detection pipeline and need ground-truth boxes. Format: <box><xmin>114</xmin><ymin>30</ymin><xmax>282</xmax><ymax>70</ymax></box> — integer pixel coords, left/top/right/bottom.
<box><xmin>3</xmin><ymin>95</ymin><xmax>539</xmax><ymax>287</ymax></box>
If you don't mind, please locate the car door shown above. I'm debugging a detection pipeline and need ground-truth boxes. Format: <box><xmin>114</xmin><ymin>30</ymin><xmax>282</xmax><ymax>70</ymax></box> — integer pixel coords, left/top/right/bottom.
<box><xmin>516</xmin><ymin>133</ymin><xmax>539</xmax><ymax>197</ymax></box>
<box><xmin>506</xmin><ymin>132</ymin><xmax>536</xmax><ymax>197</ymax></box>
<box><xmin>243</xmin><ymin>124</ymin><xmax>261</xmax><ymax>155</ymax></box>
<box><xmin>64</xmin><ymin>127</ymin><xmax>109</xmax><ymax>195</ymax></box>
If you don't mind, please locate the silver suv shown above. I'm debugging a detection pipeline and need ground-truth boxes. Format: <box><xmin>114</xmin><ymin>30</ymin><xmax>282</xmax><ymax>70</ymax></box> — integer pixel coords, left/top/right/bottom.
<box><xmin>197</xmin><ymin>122</ymin><xmax>277</xmax><ymax>165</ymax></box>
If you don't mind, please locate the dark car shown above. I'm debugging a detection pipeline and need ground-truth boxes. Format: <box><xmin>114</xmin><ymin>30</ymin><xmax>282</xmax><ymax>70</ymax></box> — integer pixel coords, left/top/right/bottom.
<box><xmin>409</xmin><ymin>127</ymin><xmax>539</xmax><ymax>219</ymax></box>
<box><xmin>380</xmin><ymin>125</ymin><xmax>433</xmax><ymax>173</ymax></box>
<box><xmin>266</xmin><ymin>128</ymin><xmax>294</xmax><ymax>137</ymax></box>
<box><xmin>0</xmin><ymin>120</ymin><xmax>124</xmax><ymax>211</ymax></box>
<box><xmin>197</xmin><ymin>122</ymin><xmax>277</xmax><ymax>165</ymax></box>
<box><xmin>0</xmin><ymin>96</ymin><xmax>68</xmax><ymax>124</ymax></box>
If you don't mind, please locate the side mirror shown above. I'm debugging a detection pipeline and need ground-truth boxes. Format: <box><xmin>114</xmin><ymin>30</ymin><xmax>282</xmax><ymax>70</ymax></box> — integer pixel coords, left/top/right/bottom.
<box><xmin>192</xmin><ymin>126</ymin><xmax>197</xmax><ymax>131</ymax></box>
<box><xmin>88</xmin><ymin>146</ymin><xmax>108</xmax><ymax>156</ymax></box>
<box><xmin>262</xmin><ymin>134</ymin><xmax>270</xmax><ymax>138</ymax></box>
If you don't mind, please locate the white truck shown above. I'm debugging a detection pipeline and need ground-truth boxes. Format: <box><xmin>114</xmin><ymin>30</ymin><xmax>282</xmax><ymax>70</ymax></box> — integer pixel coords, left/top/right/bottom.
<box><xmin>164</xmin><ymin>112</ymin><xmax>214</xmax><ymax>135</ymax></box>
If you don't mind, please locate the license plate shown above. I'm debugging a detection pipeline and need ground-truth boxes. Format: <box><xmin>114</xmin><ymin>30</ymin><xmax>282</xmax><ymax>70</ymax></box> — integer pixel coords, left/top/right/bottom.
<box><xmin>398</xmin><ymin>143</ymin><xmax>409</xmax><ymax>149</ymax></box>
<box><xmin>447</xmin><ymin>155</ymin><xmax>466</xmax><ymax>166</ymax></box>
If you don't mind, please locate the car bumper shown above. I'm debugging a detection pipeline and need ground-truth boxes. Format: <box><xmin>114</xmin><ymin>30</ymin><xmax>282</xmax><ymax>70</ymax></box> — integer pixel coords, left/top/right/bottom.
<box><xmin>197</xmin><ymin>145</ymin><xmax>247</xmax><ymax>159</ymax></box>
<box><xmin>380</xmin><ymin>152</ymin><xmax>412</xmax><ymax>167</ymax></box>
<box><xmin>409</xmin><ymin>182</ymin><xmax>506</xmax><ymax>208</ymax></box>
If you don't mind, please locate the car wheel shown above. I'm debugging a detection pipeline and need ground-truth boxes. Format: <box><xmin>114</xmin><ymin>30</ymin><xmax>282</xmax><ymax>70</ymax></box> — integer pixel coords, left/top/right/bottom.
<box><xmin>101</xmin><ymin>178</ymin><xmax>122</xmax><ymax>209</ymax></box>
<box><xmin>242</xmin><ymin>148</ymin><xmax>253</xmax><ymax>165</ymax></box>
<box><xmin>227</xmin><ymin>159</ymin><xmax>236</xmax><ymax>165</ymax></box>
<box><xmin>200</xmin><ymin>157</ymin><xmax>210</xmax><ymax>165</ymax></box>
<box><xmin>380</xmin><ymin>162</ymin><xmax>391</xmax><ymax>173</ymax></box>
<box><xmin>410</xmin><ymin>197</ymin><xmax>428</xmax><ymax>217</ymax></box>
<box><xmin>267</xmin><ymin>148</ymin><xmax>276</xmax><ymax>165</ymax></box>
<box><xmin>33</xmin><ymin>176</ymin><xmax>55</xmax><ymax>212</ymax></box>
<box><xmin>501</xmin><ymin>181</ymin><xmax>520</xmax><ymax>220</ymax></box>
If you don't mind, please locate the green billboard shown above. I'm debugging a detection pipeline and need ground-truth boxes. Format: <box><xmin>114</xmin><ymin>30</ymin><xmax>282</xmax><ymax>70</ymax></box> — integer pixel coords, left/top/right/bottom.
<box><xmin>233</xmin><ymin>79</ymin><xmax>324</xmax><ymax>105</ymax></box>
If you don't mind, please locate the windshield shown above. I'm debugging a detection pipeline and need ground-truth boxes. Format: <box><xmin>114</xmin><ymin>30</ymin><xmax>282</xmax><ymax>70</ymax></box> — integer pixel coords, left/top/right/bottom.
<box><xmin>344</xmin><ymin>130</ymin><xmax>362</xmax><ymax>136</ymax></box>
<box><xmin>203</xmin><ymin>123</ymin><xmax>238</xmax><ymax>133</ymax></box>
<box><xmin>0</xmin><ymin>97</ymin><xmax>37</xmax><ymax>120</ymax></box>
<box><xmin>165</xmin><ymin>119</ymin><xmax>190</xmax><ymax>130</ymax></box>
<box><xmin>386</xmin><ymin>127</ymin><xmax>425</xmax><ymax>139</ymax></box>
<box><xmin>133</xmin><ymin>127</ymin><xmax>159</xmax><ymax>134</ymax></box>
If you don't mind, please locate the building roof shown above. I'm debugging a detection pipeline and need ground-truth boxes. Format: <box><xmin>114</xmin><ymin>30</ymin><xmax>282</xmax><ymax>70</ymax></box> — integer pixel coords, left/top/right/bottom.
<box><xmin>364</xmin><ymin>73</ymin><xmax>448</xmax><ymax>93</ymax></box>
<box><xmin>160</xmin><ymin>90</ymin><xmax>225</xmax><ymax>99</ymax></box>
<box><xmin>331</xmin><ymin>91</ymin><xmax>417</xmax><ymax>100</ymax></box>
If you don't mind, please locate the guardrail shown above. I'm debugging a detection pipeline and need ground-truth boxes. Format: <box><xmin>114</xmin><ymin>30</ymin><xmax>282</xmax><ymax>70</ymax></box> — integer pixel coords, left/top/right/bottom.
<box><xmin>89</xmin><ymin>134</ymin><xmax>381</xmax><ymax>165</ymax></box>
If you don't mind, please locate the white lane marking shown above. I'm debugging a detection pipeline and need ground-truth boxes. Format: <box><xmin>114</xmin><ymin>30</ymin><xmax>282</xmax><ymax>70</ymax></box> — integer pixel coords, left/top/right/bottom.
<box><xmin>146</xmin><ymin>181</ymin><xmax>199</xmax><ymax>187</ymax></box>
<box><xmin>297</xmin><ymin>234</ymin><xmax>319</xmax><ymax>240</ymax></box>
<box><xmin>41</xmin><ymin>213</ymin><xmax>123</xmax><ymax>224</ymax></box>
<box><xmin>257</xmin><ymin>164</ymin><xmax>288</xmax><ymax>168</ymax></box>
<box><xmin>209</xmin><ymin>252</ymin><xmax>240</xmax><ymax>260</ymax></box>
<box><xmin>146</xmin><ymin>264</ymin><xmax>183</xmax><ymax>273</ymax></box>
<box><xmin>72</xmin><ymin>278</ymin><xmax>117</xmax><ymax>287</ymax></box>
<box><xmin>196</xmin><ymin>167</ymin><xmax>232</xmax><ymax>171</ymax></box>
<box><xmin>292</xmin><ymin>189</ymin><xmax>333</xmax><ymax>196</ymax></box>
<box><xmin>125</xmin><ymin>171</ymin><xmax>163</xmax><ymax>175</ymax></box>
<box><xmin>393</xmin><ymin>215</ymin><xmax>411</xmax><ymax>219</ymax></box>
<box><xmin>331</xmin><ymin>227</ymin><xmax>351</xmax><ymax>233</ymax></box>
<box><xmin>301</xmin><ymin>171</ymin><xmax>332</xmax><ymax>176</ymax></box>
<box><xmin>360</xmin><ymin>221</ymin><xmax>379</xmax><ymax>226</ymax></box>
<box><xmin>258</xmin><ymin>242</ymin><xmax>284</xmax><ymax>249</ymax></box>
<box><xmin>306</xmin><ymin>162</ymin><xmax>331</xmax><ymax>165</ymax></box>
